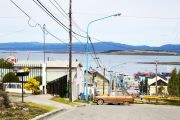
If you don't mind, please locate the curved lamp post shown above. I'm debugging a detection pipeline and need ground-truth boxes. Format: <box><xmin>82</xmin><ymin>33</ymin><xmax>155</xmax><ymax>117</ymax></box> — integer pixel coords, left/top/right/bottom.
<box><xmin>85</xmin><ymin>13</ymin><xmax>121</xmax><ymax>101</ymax></box>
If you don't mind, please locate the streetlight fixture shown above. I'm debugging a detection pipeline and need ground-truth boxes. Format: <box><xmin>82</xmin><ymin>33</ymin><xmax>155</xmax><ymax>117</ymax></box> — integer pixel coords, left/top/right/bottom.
<box><xmin>85</xmin><ymin>13</ymin><xmax>121</xmax><ymax>101</ymax></box>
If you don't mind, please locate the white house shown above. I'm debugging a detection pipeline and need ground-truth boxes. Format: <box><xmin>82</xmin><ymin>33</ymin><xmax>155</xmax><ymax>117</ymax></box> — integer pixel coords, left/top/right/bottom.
<box><xmin>148</xmin><ymin>76</ymin><xmax>168</xmax><ymax>95</ymax></box>
<box><xmin>2</xmin><ymin>60</ymin><xmax>84</xmax><ymax>101</ymax></box>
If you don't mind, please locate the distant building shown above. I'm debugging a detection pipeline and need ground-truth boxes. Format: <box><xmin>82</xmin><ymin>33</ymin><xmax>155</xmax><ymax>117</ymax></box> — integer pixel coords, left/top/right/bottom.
<box><xmin>148</xmin><ymin>76</ymin><xmax>168</xmax><ymax>95</ymax></box>
<box><xmin>85</xmin><ymin>70</ymin><xmax>109</xmax><ymax>98</ymax></box>
<box><xmin>123</xmin><ymin>74</ymin><xmax>140</xmax><ymax>96</ymax></box>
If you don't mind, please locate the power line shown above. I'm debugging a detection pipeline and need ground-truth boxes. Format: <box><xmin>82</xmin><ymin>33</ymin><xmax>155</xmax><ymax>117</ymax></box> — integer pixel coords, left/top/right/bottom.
<box><xmin>35</xmin><ymin>0</ymin><xmax>121</xmax><ymax>50</ymax></box>
<box><xmin>10</xmin><ymin>0</ymin><xmax>30</xmax><ymax>18</ymax></box>
<box><xmin>73</xmin><ymin>12</ymin><xmax>180</xmax><ymax>20</ymax></box>
<box><xmin>33</xmin><ymin>0</ymin><xmax>87</xmax><ymax>40</ymax></box>
<box><xmin>45</xmin><ymin>29</ymin><xmax>67</xmax><ymax>43</ymax></box>
<box><xmin>89</xmin><ymin>38</ymin><xmax>101</xmax><ymax>67</ymax></box>
<box><xmin>50</xmin><ymin>0</ymin><xmax>86</xmax><ymax>34</ymax></box>
<box><xmin>48</xmin><ymin>0</ymin><xmax>69</xmax><ymax>20</ymax></box>
<box><xmin>33</xmin><ymin>0</ymin><xmax>69</xmax><ymax>31</ymax></box>
<box><xmin>9</xmin><ymin>0</ymin><xmax>67</xmax><ymax>44</ymax></box>
<box><xmin>53</xmin><ymin>0</ymin><xmax>68</xmax><ymax>16</ymax></box>
<box><xmin>122</xmin><ymin>15</ymin><xmax>180</xmax><ymax>20</ymax></box>
<box><xmin>46</xmin><ymin>0</ymin><xmax>120</xmax><ymax>70</ymax></box>
<box><xmin>10</xmin><ymin>0</ymin><xmax>108</xmax><ymax>72</ymax></box>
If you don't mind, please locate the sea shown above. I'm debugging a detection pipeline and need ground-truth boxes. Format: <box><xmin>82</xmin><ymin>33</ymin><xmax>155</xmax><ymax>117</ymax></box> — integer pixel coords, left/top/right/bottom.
<box><xmin>1</xmin><ymin>51</ymin><xmax>180</xmax><ymax>75</ymax></box>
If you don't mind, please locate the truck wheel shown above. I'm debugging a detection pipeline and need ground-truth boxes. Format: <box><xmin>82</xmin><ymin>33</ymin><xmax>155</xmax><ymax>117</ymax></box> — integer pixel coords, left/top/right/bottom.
<box><xmin>97</xmin><ymin>99</ymin><xmax>104</xmax><ymax>105</ymax></box>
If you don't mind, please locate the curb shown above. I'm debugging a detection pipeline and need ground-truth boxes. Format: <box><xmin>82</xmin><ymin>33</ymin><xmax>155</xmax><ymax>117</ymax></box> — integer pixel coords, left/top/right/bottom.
<box><xmin>76</xmin><ymin>104</ymin><xmax>86</xmax><ymax>107</ymax></box>
<box><xmin>32</xmin><ymin>103</ymin><xmax>88</xmax><ymax>120</ymax></box>
<box><xmin>32</xmin><ymin>108</ymin><xmax>65</xmax><ymax>120</ymax></box>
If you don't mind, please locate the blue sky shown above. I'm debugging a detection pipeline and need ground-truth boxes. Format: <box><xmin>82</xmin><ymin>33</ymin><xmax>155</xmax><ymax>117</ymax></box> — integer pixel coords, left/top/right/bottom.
<box><xmin>0</xmin><ymin>0</ymin><xmax>180</xmax><ymax>46</ymax></box>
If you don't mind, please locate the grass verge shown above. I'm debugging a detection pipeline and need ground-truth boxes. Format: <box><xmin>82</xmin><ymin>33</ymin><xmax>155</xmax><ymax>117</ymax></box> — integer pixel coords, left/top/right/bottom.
<box><xmin>0</xmin><ymin>102</ymin><xmax>55</xmax><ymax>120</ymax></box>
<box><xmin>26</xmin><ymin>102</ymin><xmax>55</xmax><ymax>111</ymax></box>
<box><xmin>51</xmin><ymin>96</ymin><xmax>77</xmax><ymax>106</ymax></box>
<box><xmin>74</xmin><ymin>99</ymin><xmax>89</xmax><ymax>104</ymax></box>
<box><xmin>134</xmin><ymin>99</ymin><xmax>180</xmax><ymax>106</ymax></box>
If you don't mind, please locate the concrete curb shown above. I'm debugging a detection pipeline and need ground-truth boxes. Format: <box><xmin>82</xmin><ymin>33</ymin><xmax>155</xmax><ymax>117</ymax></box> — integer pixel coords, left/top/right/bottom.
<box><xmin>76</xmin><ymin>104</ymin><xmax>86</xmax><ymax>107</ymax></box>
<box><xmin>32</xmin><ymin>103</ymin><xmax>88</xmax><ymax>120</ymax></box>
<box><xmin>32</xmin><ymin>108</ymin><xmax>65</xmax><ymax>120</ymax></box>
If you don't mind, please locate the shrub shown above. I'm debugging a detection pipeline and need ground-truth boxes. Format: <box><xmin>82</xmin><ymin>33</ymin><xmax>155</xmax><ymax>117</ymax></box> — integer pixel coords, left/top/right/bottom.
<box><xmin>33</xmin><ymin>76</ymin><xmax>42</xmax><ymax>85</ymax></box>
<box><xmin>24</xmin><ymin>78</ymin><xmax>40</xmax><ymax>94</ymax></box>
<box><xmin>0</xmin><ymin>58</ymin><xmax>13</xmax><ymax>68</ymax></box>
<box><xmin>2</xmin><ymin>72</ymin><xmax>20</xmax><ymax>83</ymax></box>
<box><xmin>0</xmin><ymin>90</ymin><xmax>10</xmax><ymax>108</ymax></box>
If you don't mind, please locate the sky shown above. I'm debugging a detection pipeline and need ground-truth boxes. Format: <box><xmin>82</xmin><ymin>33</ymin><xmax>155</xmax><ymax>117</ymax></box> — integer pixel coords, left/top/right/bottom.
<box><xmin>0</xmin><ymin>0</ymin><xmax>180</xmax><ymax>46</ymax></box>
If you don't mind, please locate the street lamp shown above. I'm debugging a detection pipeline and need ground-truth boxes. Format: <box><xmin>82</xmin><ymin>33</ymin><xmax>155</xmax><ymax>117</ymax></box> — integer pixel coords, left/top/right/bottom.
<box><xmin>85</xmin><ymin>13</ymin><xmax>121</xmax><ymax>101</ymax></box>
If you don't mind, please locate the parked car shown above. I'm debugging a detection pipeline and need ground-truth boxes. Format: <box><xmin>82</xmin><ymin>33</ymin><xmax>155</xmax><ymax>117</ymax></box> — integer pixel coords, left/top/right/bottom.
<box><xmin>95</xmin><ymin>91</ymin><xmax>134</xmax><ymax>105</ymax></box>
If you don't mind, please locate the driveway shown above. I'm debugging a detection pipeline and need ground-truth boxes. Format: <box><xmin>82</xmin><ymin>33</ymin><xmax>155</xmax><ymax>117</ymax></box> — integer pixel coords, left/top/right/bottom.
<box><xmin>48</xmin><ymin>104</ymin><xmax>180</xmax><ymax>120</ymax></box>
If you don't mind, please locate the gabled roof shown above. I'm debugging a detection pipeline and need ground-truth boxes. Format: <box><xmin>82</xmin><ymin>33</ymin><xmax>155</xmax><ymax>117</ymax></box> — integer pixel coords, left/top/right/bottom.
<box><xmin>148</xmin><ymin>76</ymin><xmax>168</xmax><ymax>86</ymax></box>
<box><xmin>150</xmin><ymin>80</ymin><xmax>168</xmax><ymax>86</ymax></box>
<box><xmin>85</xmin><ymin>70</ymin><xmax>109</xmax><ymax>82</ymax></box>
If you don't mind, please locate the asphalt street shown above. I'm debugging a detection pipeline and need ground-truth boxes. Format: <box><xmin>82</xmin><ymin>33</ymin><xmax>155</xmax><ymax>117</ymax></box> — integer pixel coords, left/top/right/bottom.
<box><xmin>47</xmin><ymin>104</ymin><xmax>180</xmax><ymax>120</ymax></box>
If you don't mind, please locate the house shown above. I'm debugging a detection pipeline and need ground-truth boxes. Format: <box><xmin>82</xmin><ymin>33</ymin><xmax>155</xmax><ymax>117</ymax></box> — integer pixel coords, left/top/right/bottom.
<box><xmin>148</xmin><ymin>76</ymin><xmax>168</xmax><ymax>95</ymax></box>
<box><xmin>45</xmin><ymin>61</ymin><xmax>84</xmax><ymax>101</ymax></box>
<box><xmin>1</xmin><ymin>60</ymin><xmax>84</xmax><ymax>101</ymax></box>
<box><xmin>85</xmin><ymin>70</ymin><xmax>109</xmax><ymax>97</ymax></box>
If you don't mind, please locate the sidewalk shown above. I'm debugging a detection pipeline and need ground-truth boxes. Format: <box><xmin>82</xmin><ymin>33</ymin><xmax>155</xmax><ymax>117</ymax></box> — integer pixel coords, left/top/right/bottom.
<box><xmin>24</xmin><ymin>94</ymin><xmax>73</xmax><ymax>109</ymax></box>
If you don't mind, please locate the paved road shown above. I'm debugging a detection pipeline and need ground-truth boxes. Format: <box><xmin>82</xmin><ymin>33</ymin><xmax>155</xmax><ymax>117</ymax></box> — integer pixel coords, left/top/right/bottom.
<box><xmin>48</xmin><ymin>104</ymin><xmax>180</xmax><ymax>120</ymax></box>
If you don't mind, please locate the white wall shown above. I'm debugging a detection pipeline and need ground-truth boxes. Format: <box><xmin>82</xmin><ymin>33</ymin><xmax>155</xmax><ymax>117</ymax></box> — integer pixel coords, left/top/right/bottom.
<box><xmin>149</xmin><ymin>86</ymin><xmax>168</xmax><ymax>95</ymax></box>
<box><xmin>72</xmin><ymin>66</ymin><xmax>84</xmax><ymax>101</ymax></box>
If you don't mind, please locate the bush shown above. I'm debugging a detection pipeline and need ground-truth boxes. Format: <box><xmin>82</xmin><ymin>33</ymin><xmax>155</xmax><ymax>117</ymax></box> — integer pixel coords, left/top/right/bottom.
<box><xmin>0</xmin><ymin>58</ymin><xmax>13</xmax><ymax>68</ymax></box>
<box><xmin>0</xmin><ymin>90</ymin><xmax>10</xmax><ymax>108</ymax></box>
<box><xmin>33</xmin><ymin>76</ymin><xmax>42</xmax><ymax>85</ymax></box>
<box><xmin>24</xmin><ymin>78</ymin><xmax>40</xmax><ymax>95</ymax></box>
<box><xmin>2</xmin><ymin>72</ymin><xmax>20</xmax><ymax>83</ymax></box>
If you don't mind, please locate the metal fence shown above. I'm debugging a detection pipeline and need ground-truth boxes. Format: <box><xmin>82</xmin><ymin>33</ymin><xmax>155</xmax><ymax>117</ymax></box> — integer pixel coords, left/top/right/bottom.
<box><xmin>14</xmin><ymin>64</ymin><xmax>42</xmax><ymax>81</ymax></box>
<box><xmin>0</xmin><ymin>63</ymin><xmax>42</xmax><ymax>88</ymax></box>
<box><xmin>47</xmin><ymin>75</ymin><xmax>68</xmax><ymax>98</ymax></box>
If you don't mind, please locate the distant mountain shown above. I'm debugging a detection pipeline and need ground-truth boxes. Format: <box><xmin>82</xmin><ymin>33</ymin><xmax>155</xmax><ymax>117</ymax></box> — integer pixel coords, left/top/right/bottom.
<box><xmin>0</xmin><ymin>42</ymin><xmax>180</xmax><ymax>52</ymax></box>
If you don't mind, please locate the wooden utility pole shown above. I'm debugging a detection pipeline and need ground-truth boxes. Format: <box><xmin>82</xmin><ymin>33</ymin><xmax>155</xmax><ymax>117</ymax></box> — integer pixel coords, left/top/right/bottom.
<box><xmin>69</xmin><ymin>0</ymin><xmax>72</xmax><ymax>102</ymax></box>
<box><xmin>155</xmin><ymin>60</ymin><xmax>158</xmax><ymax>96</ymax></box>
<box><xmin>103</xmin><ymin>68</ymin><xmax>105</xmax><ymax>95</ymax></box>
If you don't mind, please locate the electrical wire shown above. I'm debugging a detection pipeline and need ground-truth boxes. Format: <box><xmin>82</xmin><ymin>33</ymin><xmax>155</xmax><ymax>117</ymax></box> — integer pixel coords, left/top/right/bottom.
<box><xmin>11</xmin><ymin>0</ymin><xmax>108</xmax><ymax>72</ymax></box>
<box><xmin>9</xmin><ymin>0</ymin><xmax>67</xmax><ymax>44</ymax></box>
<box><xmin>50</xmin><ymin>0</ymin><xmax>86</xmax><ymax>34</ymax></box>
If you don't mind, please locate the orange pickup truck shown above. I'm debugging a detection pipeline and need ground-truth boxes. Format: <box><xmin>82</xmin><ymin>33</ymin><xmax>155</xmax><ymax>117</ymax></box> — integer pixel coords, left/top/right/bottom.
<box><xmin>95</xmin><ymin>95</ymin><xmax>134</xmax><ymax>105</ymax></box>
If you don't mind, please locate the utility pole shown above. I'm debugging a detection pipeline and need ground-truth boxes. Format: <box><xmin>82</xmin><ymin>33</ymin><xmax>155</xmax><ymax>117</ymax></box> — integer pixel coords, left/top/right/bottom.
<box><xmin>42</xmin><ymin>24</ymin><xmax>47</xmax><ymax>94</ymax></box>
<box><xmin>108</xmin><ymin>70</ymin><xmax>113</xmax><ymax>95</ymax></box>
<box><xmin>69</xmin><ymin>0</ymin><xmax>72</xmax><ymax>102</ymax></box>
<box><xmin>155</xmin><ymin>60</ymin><xmax>158</xmax><ymax>96</ymax></box>
<box><xmin>103</xmin><ymin>68</ymin><xmax>105</xmax><ymax>95</ymax></box>
<box><xmin>43</xmin><ymin>24</ymin><xmax>46</xmax><ymax>63</ymax></box>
